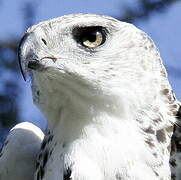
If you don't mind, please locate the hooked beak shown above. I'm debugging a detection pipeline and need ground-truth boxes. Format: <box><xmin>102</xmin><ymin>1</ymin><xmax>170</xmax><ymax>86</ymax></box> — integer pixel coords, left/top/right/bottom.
<box><xmin>18</xmin><ymin>33</ymin><xmax>29</xmax><ymax>81</ymax></box>
<box><xmin>18</xmin><ymin>33</ymin><xmax>59</xmax><ymax>81</ymax></box>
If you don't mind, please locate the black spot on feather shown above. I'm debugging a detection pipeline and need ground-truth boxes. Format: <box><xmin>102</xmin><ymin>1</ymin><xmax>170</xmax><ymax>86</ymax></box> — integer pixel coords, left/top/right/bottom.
<box><xmin>64</xmin><ymin>167</ymin><xmax>72</xmax><ymax>180</ymax></box>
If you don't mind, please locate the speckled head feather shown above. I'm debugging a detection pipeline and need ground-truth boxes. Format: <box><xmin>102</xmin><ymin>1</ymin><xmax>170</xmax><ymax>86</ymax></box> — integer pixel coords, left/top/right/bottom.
<box><xmin>18</xmin><ymin>14</ymin><xmax>180</xmax><ymax>180</ymax></box>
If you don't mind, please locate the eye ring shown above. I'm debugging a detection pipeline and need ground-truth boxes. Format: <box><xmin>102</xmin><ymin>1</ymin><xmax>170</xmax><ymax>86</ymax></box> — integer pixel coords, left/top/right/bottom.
<box><xmin>73</xmin><ymin>26</ymin><xmax>106</xmax><ymax>48</ymax></box>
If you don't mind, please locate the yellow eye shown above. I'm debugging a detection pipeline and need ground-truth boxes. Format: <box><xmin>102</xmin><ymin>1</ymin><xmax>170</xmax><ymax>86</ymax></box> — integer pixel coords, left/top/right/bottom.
<box><xmin>73</xmin><ymin>26</ymin><xmax>106</xmax><ymax>48</ymax></box>
<box><xmin>82</xmin><ymin>31</ymin><xmax>103</xmax><ymax>48</ymax></box>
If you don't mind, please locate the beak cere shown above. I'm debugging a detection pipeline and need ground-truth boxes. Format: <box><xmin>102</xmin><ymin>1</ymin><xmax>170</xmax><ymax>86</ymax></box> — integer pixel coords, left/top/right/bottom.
<box><xmin>40</xmin><ymin>56</ymin><xmax>58</xmax><ymax>63</ymax></box>
<box><xmin>27</xmin><ymin>57</ymin><xmax>59</xmax><ymax>71</ymax></box>
<box><xmin>28</xmin><ymin>60</ymin><xmax>43</xmax><ymax>70</ymax></box>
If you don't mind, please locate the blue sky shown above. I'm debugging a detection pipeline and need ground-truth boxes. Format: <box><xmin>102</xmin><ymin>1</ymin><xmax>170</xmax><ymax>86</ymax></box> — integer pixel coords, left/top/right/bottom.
<box><xmin>0</xmin><ymin>0</ymin><xmax>180</xmax><ymax>128</ymax></box>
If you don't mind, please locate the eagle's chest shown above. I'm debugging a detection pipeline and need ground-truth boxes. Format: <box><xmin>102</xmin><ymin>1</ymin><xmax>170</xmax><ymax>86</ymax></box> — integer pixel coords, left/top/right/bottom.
<box><xmin>34</xmin><ymin>122</ymin><xmax>168</xmax><ymax>180</ymax></box>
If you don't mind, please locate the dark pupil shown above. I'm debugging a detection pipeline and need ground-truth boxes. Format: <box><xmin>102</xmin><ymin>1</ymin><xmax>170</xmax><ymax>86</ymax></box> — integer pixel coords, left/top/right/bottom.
<box><xmin>83</xmin><ymin>31</ymin><xmax>97</xmax><ymax>42</ymax></box>
<box><xmin>72</xmin><ymin>26</ymin><xmax>105</xmax><ymax>47</ymax></box>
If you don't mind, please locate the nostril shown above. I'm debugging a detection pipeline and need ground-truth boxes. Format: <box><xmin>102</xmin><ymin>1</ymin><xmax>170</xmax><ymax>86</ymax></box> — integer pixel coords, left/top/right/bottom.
<box><xmin>28</xmin><ymin>60</ymin><xmax>41</xmax><ymax>70</ymax></box>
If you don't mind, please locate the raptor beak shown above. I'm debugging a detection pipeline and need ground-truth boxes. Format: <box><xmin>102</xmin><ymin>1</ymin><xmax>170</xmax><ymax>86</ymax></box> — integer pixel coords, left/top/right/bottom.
<box><xmin>18</xmin><ymin>33</ymin><xmax>29</xmax><ymax>81</ymax></box>
<box><xmin>18</xmin><ymin>31</ymin><xmax>59</xmax><ymax>81</ymax></box>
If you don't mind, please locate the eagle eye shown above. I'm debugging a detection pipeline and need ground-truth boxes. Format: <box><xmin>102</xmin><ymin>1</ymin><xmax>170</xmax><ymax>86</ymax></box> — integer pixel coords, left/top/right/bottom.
<box><xmin>73</xmin><ymin>26</ymin><xmax>106</xmax><ymax>48</ymax></box>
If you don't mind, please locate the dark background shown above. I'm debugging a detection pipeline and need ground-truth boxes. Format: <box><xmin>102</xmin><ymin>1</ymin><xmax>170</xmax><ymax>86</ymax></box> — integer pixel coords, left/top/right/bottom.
<box><xmin>0</xmin><ymin>0</ymin><xmax>180</xmax><ymax>145</ymax></box>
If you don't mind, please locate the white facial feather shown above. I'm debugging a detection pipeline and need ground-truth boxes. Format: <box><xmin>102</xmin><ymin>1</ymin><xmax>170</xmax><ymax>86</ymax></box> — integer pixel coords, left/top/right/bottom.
<box><xmin>18</xmin><ymin>14</ymin><xmax>180</xmax><ymax>180</ymax></box>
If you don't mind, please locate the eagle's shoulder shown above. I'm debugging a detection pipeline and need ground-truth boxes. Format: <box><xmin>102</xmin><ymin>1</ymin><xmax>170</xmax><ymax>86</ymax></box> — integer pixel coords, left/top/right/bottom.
<box><xmin>170</xmin><ymin>102</ymin><xmax>181</xmax><ymax>180</ymax></box>
<box><xmin>35</xmin><ymin>129</ymin><xmax>54</xmax><ymax>180</ymax></box>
